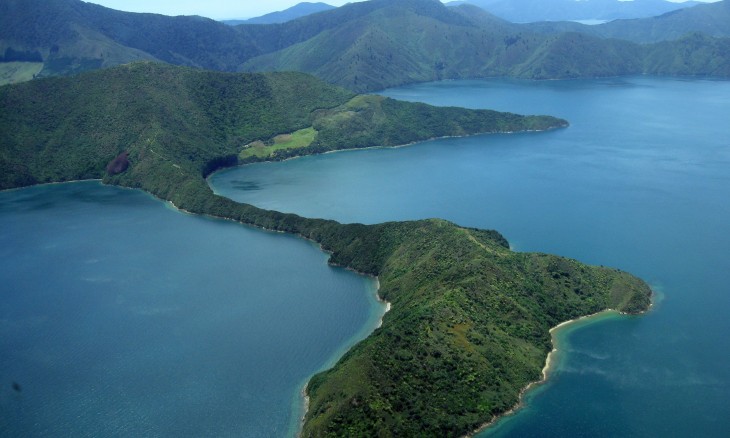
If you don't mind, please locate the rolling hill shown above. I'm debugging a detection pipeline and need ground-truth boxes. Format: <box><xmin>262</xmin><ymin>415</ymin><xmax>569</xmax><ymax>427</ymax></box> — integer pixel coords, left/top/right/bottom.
<box><xmin>223</xmin><ymin>2</ymin><xmax>336</xmax><ymax>25</ymax></box>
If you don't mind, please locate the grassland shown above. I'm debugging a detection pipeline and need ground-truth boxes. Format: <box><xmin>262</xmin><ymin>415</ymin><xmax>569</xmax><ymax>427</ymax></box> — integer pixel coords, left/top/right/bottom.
<box><xmin>0</xmin><ymin>62</ymin><xmax>43</xmax><ymax>85</ymax></box>
<box><xmin>238</xmin><ymin>127</ymin><xmax>317</xmax><ymax>160</ymax></box>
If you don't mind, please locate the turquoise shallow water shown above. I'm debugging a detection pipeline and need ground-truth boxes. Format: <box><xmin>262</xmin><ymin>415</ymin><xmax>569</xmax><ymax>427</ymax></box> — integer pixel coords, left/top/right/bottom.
<box><xmin>211</xmin><ymin>77</ymin><xmax>730</xmax><ymax>436</ymax></box>
<box><xmin>0</xmin><ymin>182</ymin><xmax>384</xmax><ymax>436</ymax></box>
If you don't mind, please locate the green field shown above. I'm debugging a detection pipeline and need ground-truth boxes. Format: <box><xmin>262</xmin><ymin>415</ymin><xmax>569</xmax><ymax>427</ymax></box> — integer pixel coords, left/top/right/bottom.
<box><xmin>0</xmin><ymin>62</ymin><xmax>43</xmax><ymax>86</ymax></box>
<box><xmin>238</xmin><ymin>127</ymin><xmax>317</xmax><ymax>160</ymax></box>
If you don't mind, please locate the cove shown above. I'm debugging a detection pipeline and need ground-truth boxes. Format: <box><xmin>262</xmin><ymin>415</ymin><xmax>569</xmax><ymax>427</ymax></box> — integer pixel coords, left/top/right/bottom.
<box><xmin>0</xmin><ymin>181</ymin><xmax>385</xmax><ymax>436</ymax></box>
<box><xmin>210</xmin><ymin>77</ymin><xmax>730</xmax><ymax>436</ymax></box>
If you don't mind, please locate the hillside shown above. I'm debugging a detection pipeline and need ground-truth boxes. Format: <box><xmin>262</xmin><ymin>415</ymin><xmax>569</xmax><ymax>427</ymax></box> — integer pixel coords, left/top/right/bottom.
<box><xmin>0</xmin><ymin>62</ymin><xmax>566</xmax><ymax>193</ymax></box>
<box><xmin>242</xmin><ymin>0</ymin><xmax>730</xmax><ymax>91</ymax></box>
<box><xmin>592</xmin><ymin>0</ymin><xmax>730</xmax><ymax>43</ymax></box>
<box><xmin>241</xmin><ymin>1</ymin><xmax>642</xmax><ymax>91</ymax></box>
<box><xmin>0</xmin><ymin>63</ymin><xmax>650</xmax><ymax>436</ymax></box>
<box><xmin>0</xmin><ymin>0</ymin><xmax>259</xmax><ymax>77</ymax></box>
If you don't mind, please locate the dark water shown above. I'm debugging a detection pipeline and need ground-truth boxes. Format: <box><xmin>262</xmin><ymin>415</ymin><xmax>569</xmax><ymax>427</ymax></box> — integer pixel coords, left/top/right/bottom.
<box><xmin>0</xmin><ymin>182</ymin><xmax>384</xmax><ymax>436</ymax></box>
<box><xmin>211</xmin><ymin>77</ymin><xmax>730</xmax><ymax>436</ymax></box>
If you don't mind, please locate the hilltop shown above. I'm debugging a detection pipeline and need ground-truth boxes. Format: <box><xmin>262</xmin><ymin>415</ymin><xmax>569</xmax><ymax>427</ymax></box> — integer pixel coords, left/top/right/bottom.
<box><xmin>223</xmin><ymin>2</ymin><xmax>336</xmax><ymax>25</ymax></box>
<box><xmin>0</xmin><ymin>63</ymin><xmax>650</xmax><ymax>436</ymax></box>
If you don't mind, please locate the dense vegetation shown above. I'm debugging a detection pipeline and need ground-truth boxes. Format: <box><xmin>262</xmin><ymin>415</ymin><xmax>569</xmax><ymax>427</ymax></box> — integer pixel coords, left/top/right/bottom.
<box><xmin>2</xmin><ymin>0</ymin><xmax>729</xmax><ymax>91</ymax></box>
<box><xmin>242</xmin><ymin>0</ymin><xmax>730</xmax><ymax>91</ymax></box>
<box><xmin>302</xmin><ymin>220</ymin><xmax>650</xmax><ymax>437</ymax></box>
<box><xmin>0</xmin><ymin>62</ymin><xmax>651</xmax><ymax>436</ymax></box>
<box><xmin>0</xmin><ymin>62</ymin><xmax>565</xmax><ymax>190</ymax></box>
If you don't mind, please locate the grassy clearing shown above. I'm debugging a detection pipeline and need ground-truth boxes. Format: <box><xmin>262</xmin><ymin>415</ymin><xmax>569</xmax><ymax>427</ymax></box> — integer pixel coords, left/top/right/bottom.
<box><xmin>239</xmin><ymin>127</ymin><xmax>317</xmax><ymax>159</ymax></box>
<box><xmin>0</xmin><ymin>62</ymin><xmax>43</xmax><ymax>86</ymax></box>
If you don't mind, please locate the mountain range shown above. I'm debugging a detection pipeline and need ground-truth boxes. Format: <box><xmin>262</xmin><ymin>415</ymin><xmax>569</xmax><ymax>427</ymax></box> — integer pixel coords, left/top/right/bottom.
<box><xmin>222</xmin><ymin>2</ymin><xmax>336</xmax><ymax>25</ymax></box>
<box><xmin>240</xmin><ymin>0</ymin><xmax>730</xmax><ymax>90</ymax></box>
<box><xmin>448</xmin><ymin>0</ymin><xmax>701</xmax><ymax>23</ymax></box>
<box><xmin>1</xmin><ymin>0</ymin><xmax>729</xmax><ymax>90</ymax></box>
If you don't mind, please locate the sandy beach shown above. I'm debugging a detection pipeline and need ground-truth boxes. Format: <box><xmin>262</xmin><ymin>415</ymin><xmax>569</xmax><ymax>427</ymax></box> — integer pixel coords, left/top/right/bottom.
<box><xmin>463</xmin><ymin>308</ymin><xmax>623</xmax><ymax>437</ymax></box>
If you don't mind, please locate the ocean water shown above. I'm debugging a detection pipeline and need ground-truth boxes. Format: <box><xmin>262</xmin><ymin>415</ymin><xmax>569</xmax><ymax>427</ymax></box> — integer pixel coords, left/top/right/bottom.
<box><xmin>0</xmin><ymin>182</ymin><xmax>385</xmax><ymax>436</ymax></box>
<box><xmin>210</xmin><ymin>77</ymin><xmax>730</xmax><ymax>436</ymax></box>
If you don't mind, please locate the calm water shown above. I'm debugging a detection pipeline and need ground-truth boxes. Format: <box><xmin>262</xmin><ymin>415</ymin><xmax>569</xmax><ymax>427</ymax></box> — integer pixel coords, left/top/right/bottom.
<box><xmin>0</xmin><ymin>182</ymin><xmax>385</xmax><ymax>436</ymax></box>
<box><xmin>211</xmin><ymin>77</ymin><xmax>730</xmax><ymax>436</ymax></box>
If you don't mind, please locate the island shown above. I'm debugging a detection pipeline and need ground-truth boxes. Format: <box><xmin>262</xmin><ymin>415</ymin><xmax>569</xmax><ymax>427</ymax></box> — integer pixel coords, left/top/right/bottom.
<box><xmin>0</xmin><ymin>62</ymin><xmax>651</xmax><ymax>436</ymax></box>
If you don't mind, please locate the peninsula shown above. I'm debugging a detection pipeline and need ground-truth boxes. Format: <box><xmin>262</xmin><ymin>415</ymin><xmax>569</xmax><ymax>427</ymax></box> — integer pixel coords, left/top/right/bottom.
<box><xmin>0</xmin><ymin>63</ymin><xmax>651</xmax><ymax>436</ymax></box>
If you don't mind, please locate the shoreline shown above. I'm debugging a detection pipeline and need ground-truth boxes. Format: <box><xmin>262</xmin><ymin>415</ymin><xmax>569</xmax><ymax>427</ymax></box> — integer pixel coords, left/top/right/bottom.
<box><xmin>297</xmin><ymin>276</ymin><xmax>390</xmax><ymax>437</ymax></box>
<box><xmin>207</xmin><ymin>121</ymin><xmax>568</xmax><ymax>180</ymax></box>
<box><xmin>0</xmin><ymin>178</ymin><xmax>103</xmax><ymax>193</ymax></box>
<box><xmin>463</xmin><ymin>308</ymin><xmax>626</xmax><ymax>438</ymax></box>
<box><xmin>6</xmin><ymin>179</ymin><xmax>653</xmax><ymax>437</ymax></box>
<box><xmin>466</xmin><ymin>291</ymin><xmax>656</xmax><ymax>436</ymax></box>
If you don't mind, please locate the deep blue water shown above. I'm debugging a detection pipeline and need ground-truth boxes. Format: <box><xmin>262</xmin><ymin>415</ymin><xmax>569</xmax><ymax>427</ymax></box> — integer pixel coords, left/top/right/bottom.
<box><xmin>211</xmin><ymin>77</ymin><xmax>730</xmax><ymax>436</ymax></box>
<box><xmin>0</xmin><ymin>182</ymin><xmax>384</xmax><ymax>436</ymax></box>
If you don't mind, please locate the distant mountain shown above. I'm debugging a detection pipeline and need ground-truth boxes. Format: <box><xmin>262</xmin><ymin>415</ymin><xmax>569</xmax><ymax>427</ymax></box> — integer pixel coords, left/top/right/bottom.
<box><xmin>523</xmin><ymin>1</ymin><xmax>730</xmax><ymax>42</ymax></box>
<box><xmin>0</xmin><ymin>0</ymin><xmax>260</xmax><ymax>77</ymax></box>
<box><xmin>450</xmin><ymin>0</ymin><xmax>700</xmax><ymax>23</ymax></box>
<box><xmin>591</xmin><ymin>0</ymin><xmax>730</xmax><ymax>42</ymax></box>
<box><xmin>223</xmin><ymin>2</ymin><xmax>336</xmax><ymax>25</ymax></box>
<box><xmin>242</xmin><ymin>0</ymin><xmax>730</xmax><ymax>91</ymax></box>
<box><xmin>1</xmin><ymin>0</ymin><xmax>728</xmax><ymax>91</ymax></box>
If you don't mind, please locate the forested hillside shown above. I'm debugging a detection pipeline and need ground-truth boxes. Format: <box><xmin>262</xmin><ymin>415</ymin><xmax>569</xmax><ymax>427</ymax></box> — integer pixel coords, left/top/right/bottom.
<box><xmin>0</xmin><ymin>62</ymin><xmax>565</xmax><ymax>193</ymax></box>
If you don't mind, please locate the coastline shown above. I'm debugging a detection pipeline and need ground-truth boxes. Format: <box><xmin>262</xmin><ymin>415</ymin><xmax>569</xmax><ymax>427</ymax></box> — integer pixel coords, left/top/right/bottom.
<box><xmin>106</xmin><ymin>186</ymin><xmax>392</xmax><ymax>438</ymax></box>
<box><xmin>5</xmin><ymin>180</ymin><xmax>652</xmax><ymax>437</ymax></box>
<box><xmin>463</xmin><ymin>308</ymin><xmax>626</xmax><ymax>438</ymax></box>
<box><xmin>466</xmin><ymin>288</ymin><xmax>656</xmax><ymax>436</ymax></box>
<box><xmin>214</xmin><ymin>122</ymin><xmax>569</xmax><ymax>176</ymax></box>
<box><xmin>297</xmin><ymin>276</ymin><xmax>391</xmax><ymax>438</ymax></box>
<box><xmin>0</xmin><ymin>178</ymin><xmax>103</xmax><ymax>193</ymax></box>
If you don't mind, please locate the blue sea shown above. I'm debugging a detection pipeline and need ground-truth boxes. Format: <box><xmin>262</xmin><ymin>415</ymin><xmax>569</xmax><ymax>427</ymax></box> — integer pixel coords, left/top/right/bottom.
<box><xmin>0</xmin><ymin>183</ymin><xmax>384</xmax><ymax>436</ymax></box>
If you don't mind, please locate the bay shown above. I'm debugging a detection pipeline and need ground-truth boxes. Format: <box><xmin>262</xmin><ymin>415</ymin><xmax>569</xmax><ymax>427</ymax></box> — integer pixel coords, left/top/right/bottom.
<box><xmin>210</xmin><ymin>77</ymin><xmax>730</xmax><ymax>436</ymax></box>
<box><xmin>0</xmin><ymin>182</ymin><xmax>385</xmax><ymax>437</ymax></box>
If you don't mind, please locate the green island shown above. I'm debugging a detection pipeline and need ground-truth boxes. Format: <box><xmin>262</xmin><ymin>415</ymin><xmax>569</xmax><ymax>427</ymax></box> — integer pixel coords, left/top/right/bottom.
<box><xmin>0</xmin><ymin>62</ymin><xmax>651</xmax><ymax>437</ymax></box>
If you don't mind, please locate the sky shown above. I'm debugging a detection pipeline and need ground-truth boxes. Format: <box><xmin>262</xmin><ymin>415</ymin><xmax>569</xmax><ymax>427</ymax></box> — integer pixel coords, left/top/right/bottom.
<box><xmin>83</xmin><ymin>1</ymin><xmax>365</xmax><ymax>20</ymax></box>
<box><xmin>83</xmin><ymin>0</ymin><xmax>719</xmax><ymax>21</ymax></box>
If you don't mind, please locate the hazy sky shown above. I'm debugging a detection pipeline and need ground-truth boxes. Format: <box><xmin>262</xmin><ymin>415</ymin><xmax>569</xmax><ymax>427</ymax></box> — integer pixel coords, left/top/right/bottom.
<box><xmin>83</xmin><ymin>0</ymin><xmax>719</xmax><ymax>21</ymax></box>
<box><xmin>84</xmin><ymin>0</ymin><xmax>365</xmax><ymax>20</ymax></box>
